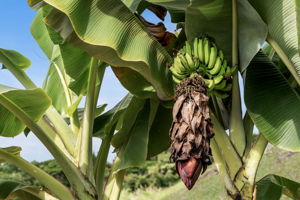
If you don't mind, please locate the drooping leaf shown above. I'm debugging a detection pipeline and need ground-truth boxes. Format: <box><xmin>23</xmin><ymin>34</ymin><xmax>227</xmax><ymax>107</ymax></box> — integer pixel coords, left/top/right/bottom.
<box><xmin>0</xmin><ymin>48</ymin><xmax>31</xmax><ymax>70</ymax></box>
<box><xmin>0</xmin><ymin>85</ymin><xmax>51</xmax><ymax>137</ymax></box>
<box><xmin>146</xmin><ymin>0</ymin><xmax>188</xmax><ymax>10</ymax></box>
<box><xmin>238</xmin><ymin>0</ymin><xmax>268</xmax><ymax>73</ymax></box>
<box><xmin>122</xmin><ymin>0</ymin><xmax>142</xmax><ymax>11</ymax></box>
<box><xmin>0</xmin><ymin>179</ymin><xmax>57</xmax><ymax>200</ymax></box>
<box><xmin>77</xmin><ymin>104</ymin><xmax>106</xmax><ymax>121</ymax></box>
<box><xmin>31</xmin><ymin>6</ymin><xmax>92</xmax><ymax>100</ymax></box>
<box><xmin>147</xmin><ymin>104</ymin><xmax>172</xmax><ymax>158</ymax></box>
<box><xmin>113</xmin><ymin>100</ymin><xmax>155</xmax><ymax>172</ymax></box>
<box><xmin>245</xmin><ymin>52</ymin><xmax>300</xmax><ymax>151</ymax></box>
<box><xmin>41</xmin><ymin>0</ymin><xmax>174</xmax><ymax>100</ymax></box>
<box><xmin>93</xmin><ymin>94</ymin><xmax>133</xmax><ymax>138</ymax></box>
<box><xmin>0</xmin><ymin>146</ymin><xmax>22</xmax><ymax>163</ymax></box>
<box><xmin>256</xmin><ymin>174</ymin><xmax>300</xmax><ymax>200</ymax></box>
<box><xmin>111</xmin><ymin>97</ymin><xmax>146</xmax><ymax>148</ymax></box>
<box><xmin>111</xmin><ymin>67</ymin><xmax>157</xmax><ymax>99</ymax></box>
<box><xmin>249</xmin><ymin>0</ymin><xmax>300</xmax><ymax>77</ymax></box>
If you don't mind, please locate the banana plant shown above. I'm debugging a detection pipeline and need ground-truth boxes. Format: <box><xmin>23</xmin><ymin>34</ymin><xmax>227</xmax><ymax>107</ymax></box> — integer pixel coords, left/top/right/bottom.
<box><xmin>0</xmin><ymin>0</ymin><xmax>299</xmax><ymax>199</ymax></box>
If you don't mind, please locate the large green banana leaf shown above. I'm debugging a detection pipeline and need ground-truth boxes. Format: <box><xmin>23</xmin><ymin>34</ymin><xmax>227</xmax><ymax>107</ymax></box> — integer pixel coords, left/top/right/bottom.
<box><xmin>249</xmin><ymin>0</ymin><xmax>300</xmax><ymax>79</ymax></box>
<box><xmin>147</xmin><ymin>104</ymin><xmax>172</xmax><ymax>158</ymax></box>
<box><xmin>111</xmin><ymin>67</ymin><xmax>157</xmax><ymax>99</ymax></box>
<box><xmin>36</xmin><ymin>0</ymin><xmax>174</xmax><ymax>100</ymax></box>
<box><xmin>113</xmin><ymin>99</ymin><xmax>159</xmax><ymax>172</ymax></box>
<box><xmin>245</xmin><ymin>51</ymin><xmax>300</xmax><ymax>151</ymax></box>
<box><xmin>0</xmin><ymin>85</ymin><xmax>51</xmax><ymax>137</ymax></box>
<box><xmin>256</xmin><ymin>174</ymin><xmax>300</xmax><ymax>200</ymax></box>
<box><xmin>31</xmin><ymin>6</ymin><xmax>92</xmax><ymax>113</ymax></box>
<box><xmin>93</xmin><ymin>94</ymin><xmax>134</xmax><ymax>138</ymax></box>
<box><xmin>0</xmin><ymin>180</ymin><xmax>49</xmax><ymax>200</ymax></box>
<box><xmin>0</xmin><ymin>48</ymin><xmax>31</xmax><ymax>70</ymax></box>
<box><xmin>111</xmin><ymin>97</ymin><xmax>146</xmax><ymax>148</ymax></box>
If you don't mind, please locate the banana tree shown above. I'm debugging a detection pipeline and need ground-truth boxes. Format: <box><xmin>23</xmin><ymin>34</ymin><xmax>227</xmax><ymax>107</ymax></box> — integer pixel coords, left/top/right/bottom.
<box><xmin>0</xmin><ymin>0</ymin><xmax>299</xmax><ymax>199</ymax></box>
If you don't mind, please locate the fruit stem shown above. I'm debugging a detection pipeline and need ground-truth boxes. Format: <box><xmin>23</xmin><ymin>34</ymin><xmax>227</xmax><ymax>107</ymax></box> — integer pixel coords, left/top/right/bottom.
<box><xmin>230</xmin><ymin>0</ymin><xmax>246</xmax><ymax>156</ymax></box>
<box><xmin>234</xmin><ymin>133</ymin><xmax>268</xmax><ymax>192</ymax></box>
<box><xmin>211</xmin><ymin>139</ymin><xmax>241</xmax><ymax>199</ymax></box>
<box><xmin>242</xmin><ymin>112</ymin><xmax>254</xmax><ymax>159</ymax></box>
<box><xmin>77</xmin><ymin>58</ymin><xmax>99</xmax><ymax>182</ymax></box>
<box><xmin>211</xmin><ymin>113</ymin><xmax>242</xmax><ymax>178</ymax></box>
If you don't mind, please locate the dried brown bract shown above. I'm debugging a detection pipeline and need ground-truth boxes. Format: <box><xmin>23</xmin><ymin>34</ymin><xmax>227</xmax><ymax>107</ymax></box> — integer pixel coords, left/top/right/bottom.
<box><xmin>169</xmin><ymin>74</ymin><xmax>214</xmax><ymax>189</ymax></box>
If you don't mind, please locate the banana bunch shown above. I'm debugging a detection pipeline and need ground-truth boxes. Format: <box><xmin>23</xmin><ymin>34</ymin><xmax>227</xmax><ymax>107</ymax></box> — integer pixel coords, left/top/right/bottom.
<box><xmin>170</xmin><ymin>37</ymin><xmax>237</xmax><ymax>99</ymax></box>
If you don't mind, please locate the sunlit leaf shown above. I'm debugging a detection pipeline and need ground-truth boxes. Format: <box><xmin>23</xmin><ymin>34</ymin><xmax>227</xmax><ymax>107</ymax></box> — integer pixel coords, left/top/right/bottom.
<box><xmin>245</xmin><ymin>52</ymin><xmax>300</xmax><ymax>151</ymax></box>
<box><xmin>41</xmin><ymin>0</ymin><xmax>174</xmax><ymax>100</ymax></box>
<box><xmin>249</xmin><ymin>0</ymin><xmax>300</xmax><ymax>78</ymax></box>
<box><xmin>112</xmin><ymin>67</ymin><xmax>157</xmax><ymax>99</ymax></box>
<box><xmin>0</xmin><ymin>146</ymin><xmax>22</xmax><ymax>163</ymax></box>
<box><xmin>256</xmin><ymin>174</ymin><xmax>300</xmax><ymax>200</ymax></box>
<box><xmin>0</xmin><ymin>48</ymin><xmax>31</xmax><ymax>70</ymax></box>
<box><xmin>0</xmin><ymin>85</ymin><xmax>51</xmax><ymax>137</ymax></box>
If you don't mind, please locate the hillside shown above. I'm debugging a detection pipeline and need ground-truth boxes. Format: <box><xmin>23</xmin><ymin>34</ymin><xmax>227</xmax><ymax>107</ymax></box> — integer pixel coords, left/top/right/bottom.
<box><xmin>121</xmin><ymin>146</ymin><xmax>300</xmax><ymax>200</ymax></box>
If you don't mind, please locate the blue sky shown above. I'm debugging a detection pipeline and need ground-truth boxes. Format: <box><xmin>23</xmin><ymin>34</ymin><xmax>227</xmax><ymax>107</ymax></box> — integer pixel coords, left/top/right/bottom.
<box><xmin>0</xmin><ymin>1</ymin><xmax>177</xmax><ymax>162</ymax></box>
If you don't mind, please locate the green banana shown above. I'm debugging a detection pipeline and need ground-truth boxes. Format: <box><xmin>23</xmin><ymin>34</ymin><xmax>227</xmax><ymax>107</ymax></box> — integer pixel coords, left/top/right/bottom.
<box><xmin>193</xmin><ymin>57</ymin><xmax>200</xmax><ymax>71</ymax></box>
<box><xmin>193</xmin><ymin>38</ymin><xmax>199</xmax><ymax>58</ymax></box>
<box><xmin>185</xmin><ymin>41</ymin><xmax>192</xmax><ymax>56</ymax></box>
<box><xmin>172</xmin><ymin>76</ymin><xmax>181</xmax><ymax>84</ymax></box>
<box><xmin>218</xmin><ymin>49</ymin><xmax>224</xmax><ymax>61</ymax></box>
<box><xmin>197</xmin><ymin>38</ymin><xmax>204</xmax><ymax>63</ymax></box>
<box><xmin>204</xmin><ymin>79</ymin><xmax>215</xmax><ymax>90</ymax></box>
<box><xmin>204</xmin><ymin>38</ymin><xmax>210</xmax><ymax>65</ymax></box>
<box><xmin>209</xmin><ymin>57</ymin><xmax>222</xmax><ymax>75</ymax></box>
<box><xmin>214</xmin><ymin>79</ymin><xmax>227</xmax><ymax>90</ymax></box>
<box><xmin>185</xmin><ymin>53</ymin><xmax>196</xmax><ymax>71</ymax></box>
<box><xmin>208</xmin><ymin>44</ymin><xmax>217</xmax><ymax>69</ymax></box>
<box><xmin>225</xmin><ymin>66</ymin><xmax>232</xmax><ymax>76</ymax></box>
<box><xmin>170</xmin><ymin>67</ymin><xmax>186</xmax><ymax>80</ymax></box>
<box><xmin>213</xmin><ymin>75</ymin><xmax>223</xmax><ymax>85</ymax></box>
<box><xmin>173</xmin><ymin>57</ymin><xmax>187</xmax><ymax>74</ymax></box>
<box><xmin>217</xmin><ymin>60</ymin><xmax>227</xmax><ymax>76</ymax></box>
<box><xmin>178</xmin><ymin>54</ymin><xmax>191</xmax><ymax>73</ymax></box>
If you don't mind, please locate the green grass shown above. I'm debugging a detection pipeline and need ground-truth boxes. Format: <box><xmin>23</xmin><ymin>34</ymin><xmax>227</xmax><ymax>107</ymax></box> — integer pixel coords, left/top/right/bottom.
<box><xmin>121</xmin><ymin>146</ymin><xmax>300</xmax><ymax>200</ymax></box>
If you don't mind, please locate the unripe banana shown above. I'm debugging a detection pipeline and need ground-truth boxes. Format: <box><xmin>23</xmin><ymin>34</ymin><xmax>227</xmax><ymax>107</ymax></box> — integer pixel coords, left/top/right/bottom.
<box><xmin>178</xmin><ymin>54</ymin><xmax>191</xmax><ymax>73</ymax></box>
<box><xmin>172</xmin><ymin>76</ymin><xmax>181</xmax><ymax>84</ymax></box>
<box><xmin>185</xmin><ymin>41</ymin><xmax>192</xmax><ymax>56</ymax></box>
<box><xmin>218</xmin><ymin>49</ymin><xmax>224</xmax><ymax>61</ymax></box>
<box><xmin>204</xmin><ymin>79</ymin><xmax>215</xmax><ymax>90</ymax></box>
<box><xmin>193</xmin><ymin>57</ymin><xmax>200</xmax><ymax>71</ymax></box>
<box><xmin>214</xmin><ymin>79</ymin><xmax>227</xmax><ymax>90</ymax></box>
<box><xmin>217</xmin><ymin>60</ymin><xmax>227</xmax><ymax>76</ymax></box>
<box><xmin>225</xmin><ymin>66</ymin><xmax>232</xmax><ymax>76</ymax></box>
<box><xmin>213</xmin><ymin>75</ymin><xmax>223</xmax><ymax>85</ymax></box>
<box><xmin>170</xmin><ymin>67</ymin><xmax>186</xmax><ymax>80</ymax></box>
<box><xmin>208</xmin><ymin>44</ymin><xmax>217</xmax><ymax>69</ymax></box>
<box><xmin>173</xmin><ymin>57</ymin><xmax>187</xmax><ymax>74</ymax></box>
<box><xmin>204</xmin><ymin>38</ymin><xmax>210</xmax><ymax>65</ymax></box>
<box><xmin>197</xmin><ymin>38</ymin><xmax>204</xmax><ymax>63</ymax></box>
<box><xmin>209</xmin><ymin>57</ymin><xmax>222</xmax><ymax>75</ymax></box>
<box><xmin>193</xmin><ymin>38</ymin><xmax>199</xmax><ymax>58</ymax></box>
<box><xmin>185</xmin><ymin>53</ymin><xmax>195</xmax><ymax>71</ymax></box>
